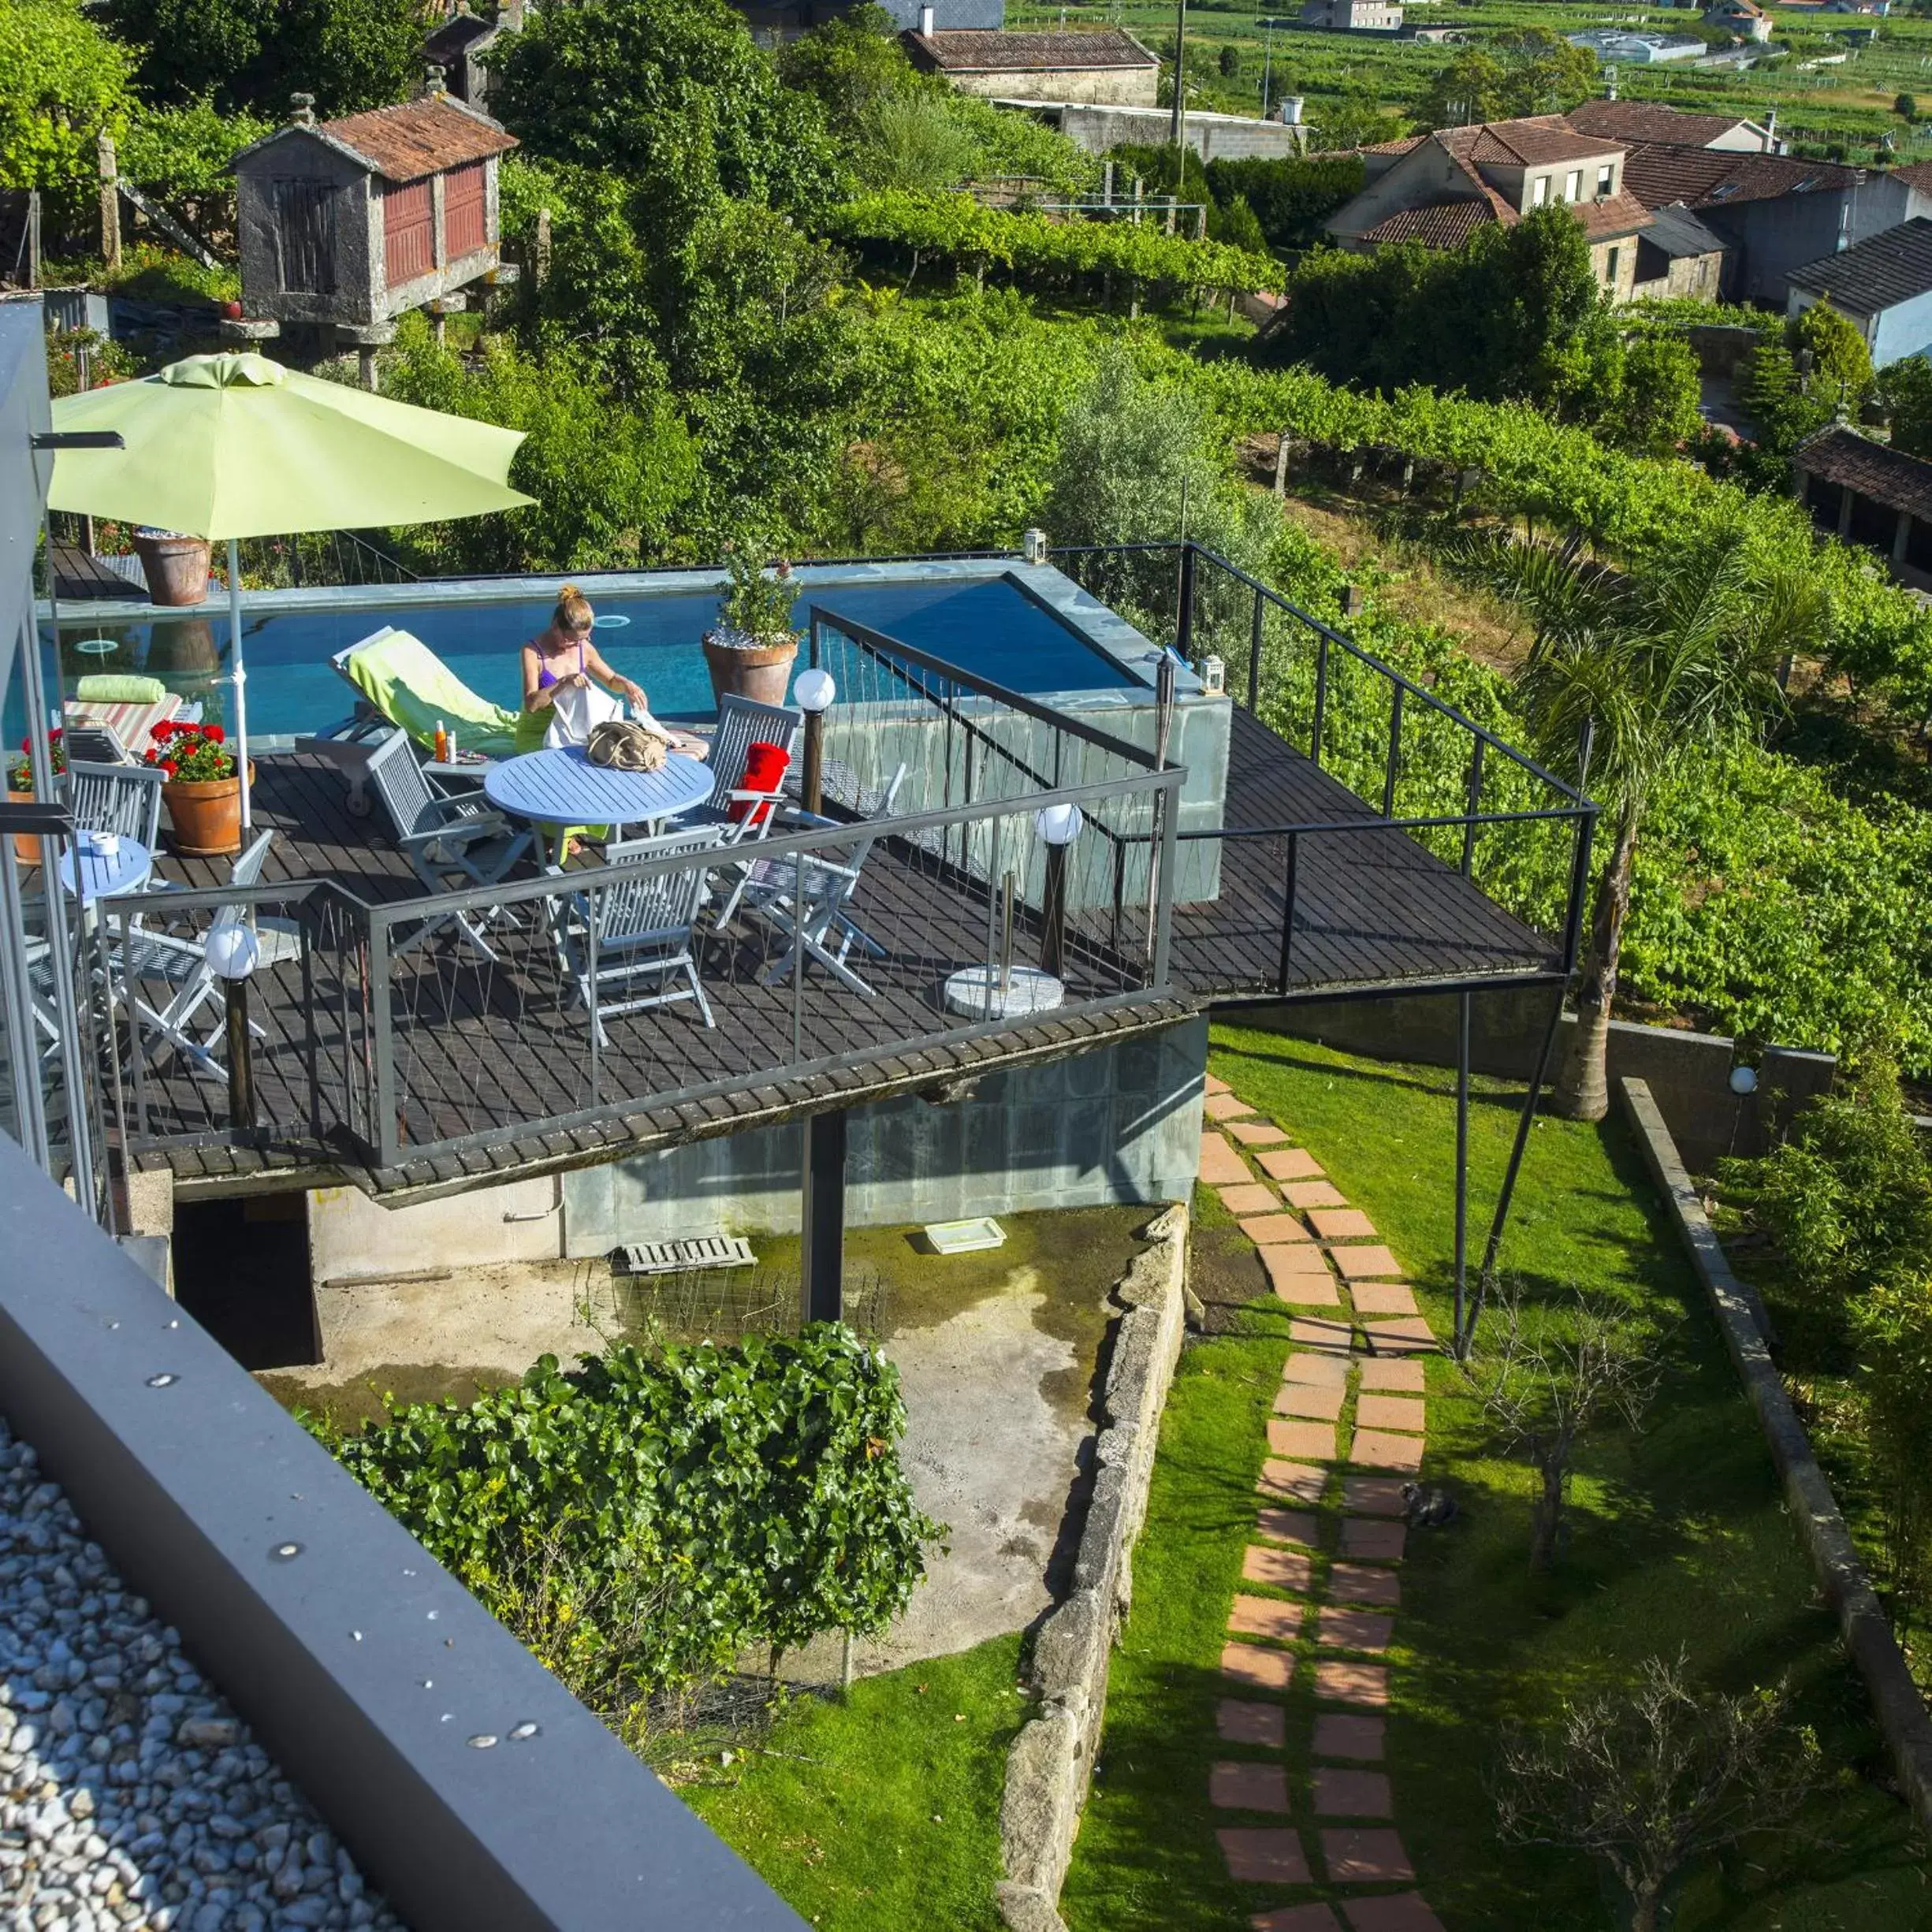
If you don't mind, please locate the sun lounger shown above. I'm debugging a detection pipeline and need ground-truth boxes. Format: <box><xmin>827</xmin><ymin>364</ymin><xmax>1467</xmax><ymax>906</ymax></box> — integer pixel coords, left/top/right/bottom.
<box><xmin>64</xmin><ymin>674</ymin><xmax>183</xmax><ymax>759</ymax></box>
<box><xmin>326</xmin><ymin>624</ymin><xmax>539</xmax><ymax>764</ymax></box>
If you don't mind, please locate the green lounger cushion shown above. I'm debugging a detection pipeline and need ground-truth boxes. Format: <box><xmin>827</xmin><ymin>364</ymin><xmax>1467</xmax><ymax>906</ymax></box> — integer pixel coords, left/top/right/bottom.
<box><xmin>338</xmin><ymin>625</ymin><xmax>540</xmax><ymax>761</ymax></box>
<box><xmin>75</xmin><ymin>673</ymin><xmax>167</xmax><ymax>703</ymax></box>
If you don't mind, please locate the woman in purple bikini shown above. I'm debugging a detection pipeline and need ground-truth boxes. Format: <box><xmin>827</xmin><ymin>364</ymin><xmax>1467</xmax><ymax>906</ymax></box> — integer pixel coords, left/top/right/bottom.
<box><xmin>520</xmin><ymin>584</ymin><xmax>647</xmax><ymax>719</ymax></box>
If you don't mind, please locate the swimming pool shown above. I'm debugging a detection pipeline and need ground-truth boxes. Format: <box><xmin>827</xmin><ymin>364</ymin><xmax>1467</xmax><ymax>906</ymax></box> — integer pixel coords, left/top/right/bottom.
<box><xmin>42</xmin><ymin>567</ymin><xmax>1145</xmax><ymax>743</ymax></box>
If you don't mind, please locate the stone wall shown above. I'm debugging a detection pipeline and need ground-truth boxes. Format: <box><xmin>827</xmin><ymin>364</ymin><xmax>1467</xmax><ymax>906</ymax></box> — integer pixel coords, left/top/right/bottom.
<box><xmin>561</xmin><ymin>1019</ymin><xmax>1209</xmax><ymax>1253</ymax></box>
<box><xmin>995</xmin><ymin>1206</ymin><xmax>1189</xmax><ymax>1932</ymax></box>
<box><xmin>956</xmin><ymin>67</ymin><xmax>1160</xmax><ymax>106</ymax></box>
<box><xmin>1251</xmin><ymin>986</ymin><xmax>1836</xmax><ymax>1174</ymax></box>
<box><xmin>1025</xmin><ymin>102</ymin><xmax>1308</xmax><ymax>162</ymax></box>
<box><xmin>1619</xmin><ymin>1078</ymin><xmax>1932</xmax><ymax>1837</ymax></box>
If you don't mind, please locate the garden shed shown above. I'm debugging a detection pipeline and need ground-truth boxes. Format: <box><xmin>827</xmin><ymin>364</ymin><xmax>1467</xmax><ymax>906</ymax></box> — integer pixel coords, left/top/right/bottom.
<box><xmin>232</xmin><ymin>91</ymin><xmax>518</xmax><ymax>336</ymax></box>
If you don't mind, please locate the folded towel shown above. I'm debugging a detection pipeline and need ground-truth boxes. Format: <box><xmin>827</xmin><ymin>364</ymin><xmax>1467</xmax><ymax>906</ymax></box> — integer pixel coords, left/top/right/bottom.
<box><xmin>76</xmin><ymin>673</ymin><xmax>166</xmax><ymax>703</ymax></box>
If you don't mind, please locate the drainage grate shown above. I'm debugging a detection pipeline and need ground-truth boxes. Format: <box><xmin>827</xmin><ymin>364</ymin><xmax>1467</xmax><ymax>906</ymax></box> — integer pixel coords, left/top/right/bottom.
<box><xmin>614</xmin><ymin>1236</ymin><xmax>755</xmax><ymax>1276</ymax></box>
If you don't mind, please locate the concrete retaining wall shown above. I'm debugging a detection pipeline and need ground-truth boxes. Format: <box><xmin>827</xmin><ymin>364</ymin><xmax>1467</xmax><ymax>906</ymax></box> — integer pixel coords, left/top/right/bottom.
<box><xmin>1619</xmin><ymin>1077</ymin><xmax>1932</xmax><ymax>1837</ymax></box>
<box><xmin>1012</xmin><ymin>100</ymin><xmax>1308</xmax><ymax>161</ymax></box>
<box><xmin>561</xmin><ymin>1019</ymin><xmax>1208</xmax><ymax>1253</ymax></box>
<box><xmin>1253</xmin><ymin>986</ymin><xmax>1836</xmax><ymax>1174</ymax></box>
<box><xmin>994</xmin><ymin>1206</ymin><xmax>1188</xmax><ymax>1932</ymax></box>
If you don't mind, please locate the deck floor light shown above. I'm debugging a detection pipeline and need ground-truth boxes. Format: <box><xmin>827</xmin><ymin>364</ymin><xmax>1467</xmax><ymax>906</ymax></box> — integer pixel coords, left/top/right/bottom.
<box><xmin>205</xmin><ymin>921</ymin><xmax>260</xmax><ymax>1134</ymax></box>
<box><xmin>1036</xmin><ymin>802</ymin><xmax>1082</xmax><ymax>985</ymax></box>
<box><xmin>794</xmin><ymin>665</ymin><xmax>836</xmax><ymax>817</ymax></box>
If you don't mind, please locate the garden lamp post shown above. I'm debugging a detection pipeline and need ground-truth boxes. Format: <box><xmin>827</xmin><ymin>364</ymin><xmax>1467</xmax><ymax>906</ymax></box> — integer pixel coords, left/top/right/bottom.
<box><xmin>205</xmin><ymin>921</ymin><xmax>261</xmax><ymax>1136</ymax></box>
<box><xmin>794</xmin><ymin>666</ymin><xmax>836</xmax><ymax>817</ymax></box>
<box><xmin>1036</xmin><ymin>802</ymin><xmax>1083</xmax><ymax>984</ymax></box>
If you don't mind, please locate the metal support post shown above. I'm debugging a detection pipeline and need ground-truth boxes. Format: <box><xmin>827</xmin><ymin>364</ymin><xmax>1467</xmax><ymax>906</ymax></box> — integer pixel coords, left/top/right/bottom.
<box><xmin>802</xmin><ymin>709</ymin><xmax>825</xmax><ymax>818</ymax></box>
<box><xmin>1275</xmin><ymin>832</ymin><xmax>1299</xmax><ymax>996</ymax></box>
<box><xmin>801</xmin><ymin>1107</ymin><xmax>848</xmax><ymax>1327</ymax></box>
<box><xmin>225</xmin><ymin>979</ymin><xmax>256</xmax><ymax>1136</ymax></box>
<box><xmin>1451</xmin><ymin>990</ymin><xmax>1472</xmax><ymax>1357</ymax></box>
<box><xmin>1175</xmin><ymin>542</ymin><xmax>1197</xmax><ymax>663</ymax></box>
<box><xmin>1465</xmin><ymin>984</ymin><xmax>1566</xmax><ymax>1346</ymax></box>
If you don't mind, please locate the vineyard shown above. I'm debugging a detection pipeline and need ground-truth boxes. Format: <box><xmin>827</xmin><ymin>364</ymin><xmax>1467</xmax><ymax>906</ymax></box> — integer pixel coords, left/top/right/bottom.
<box><xmin>821</xmin><ymin>188</ymin><xmax>1286</xmax><ymax>293</ymax></box>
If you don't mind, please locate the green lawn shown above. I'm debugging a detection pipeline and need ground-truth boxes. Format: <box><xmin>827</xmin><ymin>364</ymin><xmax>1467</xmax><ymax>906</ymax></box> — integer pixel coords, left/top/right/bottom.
<box><xmin>1061</xmin><ymin>1025</ymin><xmax>1927</xmax><ymax>1932</ymax></box>
<box><xmin>687</xmin><ymin>1635</ymin><xmax>1029</xmax><ymax>1930</ymax></box>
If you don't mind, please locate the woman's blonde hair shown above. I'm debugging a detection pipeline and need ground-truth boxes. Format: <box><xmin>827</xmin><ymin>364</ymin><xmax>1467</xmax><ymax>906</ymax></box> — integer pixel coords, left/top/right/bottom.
<box><xmin>553</xmin><ymin>584</ymin><xmax>594</xmax><ymax>634</ymax></box>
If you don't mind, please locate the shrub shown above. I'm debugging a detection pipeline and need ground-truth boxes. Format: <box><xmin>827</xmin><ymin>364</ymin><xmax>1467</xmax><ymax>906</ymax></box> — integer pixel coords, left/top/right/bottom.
<box><xmin>322</xmin><ymin>1325</ymin><xmax>943</xmax><ymax>1713</ymax></box>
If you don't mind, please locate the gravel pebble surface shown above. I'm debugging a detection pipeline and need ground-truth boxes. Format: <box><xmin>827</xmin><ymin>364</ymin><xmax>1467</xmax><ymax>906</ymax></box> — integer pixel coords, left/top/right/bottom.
<box><xmin>0</xmin><ymin>1415</ymin><xmax>408</xmax><ymax>1931</ymax></box>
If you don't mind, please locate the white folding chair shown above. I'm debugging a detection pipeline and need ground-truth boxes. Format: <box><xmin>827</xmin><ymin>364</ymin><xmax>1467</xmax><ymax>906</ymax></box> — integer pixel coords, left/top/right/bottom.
<box><xmin>732</xmin><ymin>765</ymin><xmax>907</xmax><ymax>997</ymax></box>
<box><xmin>561</xmin><ymin>825</ymin><xmax>724</xmax><ymax>1044</ymax></box>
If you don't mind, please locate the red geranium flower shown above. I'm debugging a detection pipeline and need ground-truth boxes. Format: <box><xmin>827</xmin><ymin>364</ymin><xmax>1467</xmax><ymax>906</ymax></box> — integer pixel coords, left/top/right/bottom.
<box><xmin>160</xmin><ymin>760</ymin><xmax>177</xmax><ymax>779</ymax></box>
<box><xmin>203</xmin><ymin>724</ymin><xmax>225</xmax><ymax>743</ymax></box>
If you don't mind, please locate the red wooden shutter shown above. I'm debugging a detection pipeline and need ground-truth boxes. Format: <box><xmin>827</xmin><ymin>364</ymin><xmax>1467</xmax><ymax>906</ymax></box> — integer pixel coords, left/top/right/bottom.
<box><xmin>383</xmin><ymin>178</ymin><xmax>435</xmax><ymax>286</ymax></box>
<box><xmin>444</xmin><ymin>161</ymin><xmax>488</xmax><ymax>259</ymax></box>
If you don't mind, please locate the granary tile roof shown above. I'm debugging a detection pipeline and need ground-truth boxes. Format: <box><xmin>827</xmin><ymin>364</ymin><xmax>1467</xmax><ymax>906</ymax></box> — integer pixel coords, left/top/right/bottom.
<box><xmin>1565</xmin><ymin>99</ymin><xmax>1766</xmax><ymax>147</ymax></box>
<box><xmin>903</xmin><ymin>28</ymin><xmax>1156</xmax><ymax>70</ymax></box>
<box><xmin>1787</xmin><ymin>214</ymin><xmax>1932</xmax><ymax>313</ymax></box>
<box><xmin>1619</xmin><ymin>140</ymin><xmax>1857</xmax><ymax>210</ymax></box>
<box><xmin>1796</xmin><ymin>424</ymin><xmax>1932</xmax><ymax>520</ymax></box>
<box><xmin>237</xmin><ymin>95</ymin><xmax>518</xmax><ymax>184</ymax></box>
<box><xmin>1889</xmin><ymin>159</ymin><xmax>1932</xmax><ymax>194</ymax></box>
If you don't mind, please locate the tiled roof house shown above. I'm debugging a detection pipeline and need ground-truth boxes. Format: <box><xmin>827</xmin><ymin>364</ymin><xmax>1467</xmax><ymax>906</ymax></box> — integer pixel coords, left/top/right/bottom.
<box><xmin>1324</xmin><ymin>117</ymin><xmax>1657</xmax><ymax>300</ymax></box>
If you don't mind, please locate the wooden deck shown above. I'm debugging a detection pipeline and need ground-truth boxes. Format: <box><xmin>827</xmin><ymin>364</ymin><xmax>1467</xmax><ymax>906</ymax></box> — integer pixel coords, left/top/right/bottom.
<box><xmin>113</xmin><ymin>711</ymin><xmax>1562</xmax><ymax>1197</ymax></box>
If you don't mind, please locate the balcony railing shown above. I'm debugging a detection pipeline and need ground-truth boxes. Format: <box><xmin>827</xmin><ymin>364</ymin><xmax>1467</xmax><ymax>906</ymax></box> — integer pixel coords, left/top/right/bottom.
<box><xmin>1054</xmin><ymin>541</ymin><xmax>1599</xmax><ymax>996</ymax></box>
<box><xmin>93</xmin><ymin>761</ymin><xmax>1182</xmax><ymax>1178</ymax></box>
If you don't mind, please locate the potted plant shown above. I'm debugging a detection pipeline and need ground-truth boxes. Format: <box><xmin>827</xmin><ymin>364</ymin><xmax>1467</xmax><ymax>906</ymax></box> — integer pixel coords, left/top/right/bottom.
<box><xmin>7</xmin><ymin>731</ymin><xmax>64</xmax><ymax>866</ymax></box>
<box><xmin>131</xmin><ymin>526</ymin><xmax>211</xmax><ymax>607</ymax></box>
<box><xmin>702</xmin><ymin>544</ymin><xmax>802</xmax><ymax>709</ymax></box>
<box><xmin>145</xmin><ymin>720</ymin><xmax>250</xmax><ymax>856</ymax></box>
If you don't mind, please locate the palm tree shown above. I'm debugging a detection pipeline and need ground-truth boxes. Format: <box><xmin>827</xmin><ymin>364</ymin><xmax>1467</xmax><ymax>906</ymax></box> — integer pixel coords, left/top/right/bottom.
<box><xmin>1497</xmin><ymin>529</ymin><xmax>1822</xmax><ymax>1120</ymax></box>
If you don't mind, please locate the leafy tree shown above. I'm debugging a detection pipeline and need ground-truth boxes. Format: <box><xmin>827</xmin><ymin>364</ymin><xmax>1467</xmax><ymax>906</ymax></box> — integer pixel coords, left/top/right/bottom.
<box><xmin>1595</xmin><ymin>333</ymin><xmax>1703</xmax><ymax>458</ymax></box>
<box><xmin>101</xmin><ymin>0</ymin><xmax>425</xmax><ymax>117</ymax></box>
<box><xmin>1877</xmin><ymin>352</ymin><xmax>1932</xmax><ymax>457</ymax></box>
<box><xmin>1897</xmin><ymin>91</ymin><xmax>1919</xmax><ymax>119</ymax></box>
<box><xmin>779</xmin><ymin>2</ymin><xmax>917</xmax><ymax>141</ymax></box>
<box><xmin>1791</xmin><ymin>298</ymin><xmax>1874</xmax><ymax>410</ymax></box>
<box><xmin>489</xmin><ymin>0</ymin><xmax>843</xmax><ymax>219</ymax></box>
<box><xmin>0</xmin><ymin>0</ymin><xmax>133</xmax><ymax>200</ymax></box>
<box><xmin>1421</xmin><ymin>28</ymin><xmax>1597</xmax><ymax>126</ymax></box>
<box><xmin>1311</xmin><ymin>81</ymin><xmax>1402</xmax><ymax>152</ymax></box>
<box><xmin>1856</xmin><ymin>1271</ymin><xmax>1932</xmax><ymax>1624</ymax></box>
<box><xmin>1496</xmin><ymin>1654</ymin><xmax>1822</xmax><ymax>1932</ymax></box>
<box><xmin>119</xmin><ymin>97</ymin><xmax>273</xmax><ymax>192</ymax></box>
<box><xmin>1217</xmin><ymin>43</ymin><xmax>1241</xmax><ymax>78</ymax></box>
<box><xmin>1268</xmin><ymin>209</ymin><xmax>1616</xmax><ymax>417</ymax></box>
<box><xmin>379</xmin><ymin>315</ymin><xmax>700</xmax><ymax>572</ymax></box>
<box><xmin>1739</xmin><ymin>337</ymin><xmax>1831</xmax><ymax>464</ymax></box>
<box><xmin>1205</xmin><ymin>153</ymin><xmax>1365</xmax><ymax>250</ymax></box>
<box><xmin>1502</xmin><ymin>528</ymin><xmax>1821</xmax><ymax>1119</ymax></box>
<box><xmin>1212</xmin><ymin>191</ymin><xmax>1268</xmax><ymax>256</ymax></box>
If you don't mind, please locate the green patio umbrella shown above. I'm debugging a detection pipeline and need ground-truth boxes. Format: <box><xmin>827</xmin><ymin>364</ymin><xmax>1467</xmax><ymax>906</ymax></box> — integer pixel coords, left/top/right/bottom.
<box><xmin>47</xmin><ymin>352</ymin><xmax>533</xmax><ymax>826</ymax></box>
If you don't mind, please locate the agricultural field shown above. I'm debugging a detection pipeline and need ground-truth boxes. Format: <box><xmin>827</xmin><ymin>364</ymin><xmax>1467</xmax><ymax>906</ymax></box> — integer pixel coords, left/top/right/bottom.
<box><xmin>1008</xmin><ymin>0</ymin><xmax>1932</xmax><ymax>163</ymax></box>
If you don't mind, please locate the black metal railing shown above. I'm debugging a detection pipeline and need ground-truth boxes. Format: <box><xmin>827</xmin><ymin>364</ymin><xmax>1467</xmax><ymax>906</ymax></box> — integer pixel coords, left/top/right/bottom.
<box><xmin>91</xmin><ymin>768</ymin><xmax>1182</xmax><ymax>1174</ymax></box>
<box><xmin>1053</xmin><ymin>540</ymin><xmax>1599</xmax><ymax>999</ymax></box>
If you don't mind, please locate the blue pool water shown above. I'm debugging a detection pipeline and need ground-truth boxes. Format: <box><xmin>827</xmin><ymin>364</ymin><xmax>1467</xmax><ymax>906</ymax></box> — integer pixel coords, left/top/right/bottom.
<box><xmin>42</xmin><ymin>575</ymin><xmax>1137</xmax><ymax>742</ymax></box>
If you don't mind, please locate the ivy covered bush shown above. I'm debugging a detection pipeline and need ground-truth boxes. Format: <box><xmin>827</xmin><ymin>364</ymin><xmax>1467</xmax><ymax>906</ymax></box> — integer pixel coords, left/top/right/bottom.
<box><xmin>317</xmin><ymin>1325</ymin><xmax>942</xmax><ymax>1730</ymax></box>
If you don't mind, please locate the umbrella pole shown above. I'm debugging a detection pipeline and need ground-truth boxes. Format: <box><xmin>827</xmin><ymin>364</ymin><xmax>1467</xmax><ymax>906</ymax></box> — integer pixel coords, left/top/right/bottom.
<box><xmin>227</xmin><ymin>537</ymin><xmax>250</xmax><ymax>829</ymax></box>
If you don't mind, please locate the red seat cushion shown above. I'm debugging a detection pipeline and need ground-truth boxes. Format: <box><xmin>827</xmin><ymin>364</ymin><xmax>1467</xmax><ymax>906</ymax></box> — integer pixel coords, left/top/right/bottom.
<box><xmin>729</xmin><ymin>740</ymin><xmax>791</xmax><ymax>826</ymax></box>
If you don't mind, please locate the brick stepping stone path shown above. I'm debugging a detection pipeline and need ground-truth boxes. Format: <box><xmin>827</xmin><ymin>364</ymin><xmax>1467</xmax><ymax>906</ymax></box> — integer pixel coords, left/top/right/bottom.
<box><xmin>1196</xmin><ymin>1079</ymin><xmax>1443</xmax><ymax>1926</ymax></box>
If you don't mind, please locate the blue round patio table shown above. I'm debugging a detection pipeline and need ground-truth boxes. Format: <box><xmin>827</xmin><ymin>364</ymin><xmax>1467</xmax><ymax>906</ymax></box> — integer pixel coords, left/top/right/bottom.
<box><xmin>58</xmin><ymin>836</ymin><xmax>154</xmax><ymax>904</ymax></box>
<box><xmin>483</xmin><ymin>746</ymin><xmax>717</xmax><ymax>868</ymax></box>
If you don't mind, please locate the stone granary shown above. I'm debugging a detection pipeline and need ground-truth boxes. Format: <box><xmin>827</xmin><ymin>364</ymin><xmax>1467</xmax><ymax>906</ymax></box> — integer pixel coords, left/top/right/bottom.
<box><xmin>230</xmin><ymin>91</ymin><xmax>518</xmax><ymax>382</ymax></box>
<box><xmin>422</xmin><ymin>0</ymin><xmax>524</xmax><ymax>113</ymax></box>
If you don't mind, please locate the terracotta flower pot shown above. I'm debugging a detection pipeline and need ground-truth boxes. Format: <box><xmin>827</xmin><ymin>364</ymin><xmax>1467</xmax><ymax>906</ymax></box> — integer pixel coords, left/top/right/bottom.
<box><xmin>164</xmin><ymin>761</ymin><xmax>253</xmax><ymax>858</ymax></box>
<box><xmin>132</xmin><ymin>531</ymin><xmax>212</xmax><ymax>608</ymax></box>
<box><xmin>7</xmin><ymin>789</ymin><xmax>43</xmax><ymax>867</ymax></box>
<box><xmin>702</xmin><ymin>628</ymin><xmax>799</xmax><ymax>711</ymax></box>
